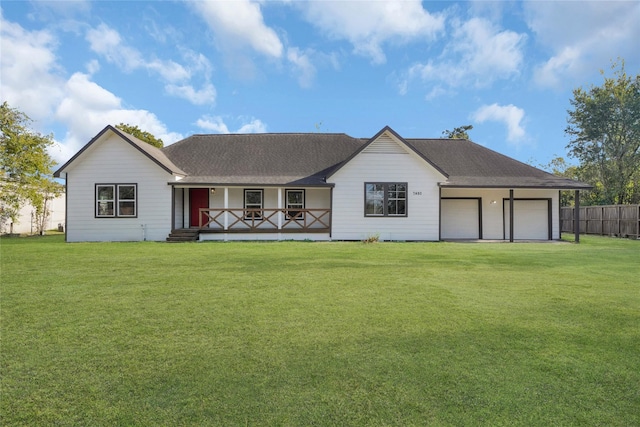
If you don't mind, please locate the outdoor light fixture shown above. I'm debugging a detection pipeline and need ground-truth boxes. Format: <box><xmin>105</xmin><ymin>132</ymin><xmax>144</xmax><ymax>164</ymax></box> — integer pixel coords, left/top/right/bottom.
<box><xmin>211</xmin><ymin>188</ymin><xmax>216</xmax><ymax>194</ymax></box>
<box><xmin>490</xmin><ymin>200</ymin><xmax>497</xmax><ymax>204</ymax></box>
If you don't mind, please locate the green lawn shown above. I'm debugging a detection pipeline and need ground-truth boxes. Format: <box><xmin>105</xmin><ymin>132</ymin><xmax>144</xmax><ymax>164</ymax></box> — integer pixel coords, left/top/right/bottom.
<box><xmin>1</xmin><ymin>236</ymin><xmax>638</xmax><ymax>426</ymax></box>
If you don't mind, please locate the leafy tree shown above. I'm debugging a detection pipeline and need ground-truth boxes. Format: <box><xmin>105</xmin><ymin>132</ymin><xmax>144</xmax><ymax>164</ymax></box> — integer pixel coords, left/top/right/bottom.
<box><xmin>1</xmin><ymin>102</ymin><xmax>59</xmax><ymax>232</ymax></box>
<box><xmin>539</xmin><ymin>156</ymin><xmax>593</xmax><ymax>206</ymax></box>
<box><xmin>565</xmin><ymin>60</ymin><xmax>640</xmax><ymax>205</ymax></box>
<box><xmin>31</xmin><ymin>179</ymin><xmax>64</xmax><ymax>235</ymax></box>
<box><xmin>442</xmin><ymin>125</ymin><xmax>473</xmax><ymax>139</ymax></box>
<box><xmin>116</xmin><ymin>123</ymin><xmax>163</xmax><ymax>148</ymax></box>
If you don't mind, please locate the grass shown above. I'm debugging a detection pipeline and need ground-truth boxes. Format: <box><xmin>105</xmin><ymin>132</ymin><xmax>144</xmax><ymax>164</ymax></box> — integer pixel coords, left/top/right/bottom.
<box><xmin>1</xmin><ymin>235</ymin><xmax>638</xmax><ymax>426</ymax></box>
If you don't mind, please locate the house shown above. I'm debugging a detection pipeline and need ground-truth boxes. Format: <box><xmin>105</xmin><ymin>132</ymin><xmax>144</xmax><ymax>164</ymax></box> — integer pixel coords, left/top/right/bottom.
<box><xmin>53</xmin><ymin>125</ymin><xmax>591</xmax><ymax>242</ymax></box>
<box><xmin>0</xmin><ymin>192</ymin><xmax>65</xmax><ymax>235</ymax></box>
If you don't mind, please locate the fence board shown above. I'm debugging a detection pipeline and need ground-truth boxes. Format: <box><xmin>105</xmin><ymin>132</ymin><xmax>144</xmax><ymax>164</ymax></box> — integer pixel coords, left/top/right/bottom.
<box><xmin>560</xmin><ymin>204</ymin><xmax>639</xmax><ymax>238</ymax></box>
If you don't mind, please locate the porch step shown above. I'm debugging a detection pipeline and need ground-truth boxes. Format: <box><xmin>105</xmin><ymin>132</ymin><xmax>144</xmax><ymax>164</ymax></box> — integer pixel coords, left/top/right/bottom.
<box><xmin>166</xmin><ymin>229</ymin><xmax>200</xmax><ymax>242</ymax></box>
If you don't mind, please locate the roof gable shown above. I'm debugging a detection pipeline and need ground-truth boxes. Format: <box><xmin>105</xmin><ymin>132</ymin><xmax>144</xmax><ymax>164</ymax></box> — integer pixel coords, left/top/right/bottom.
<box><xmin>54</xmin><ymin>125</ymin><xmax>185</xmax><ymax>178</ymax></box>
<box><xmin>326</xmin><ymin>126</ymin><xmax>449</xmax><ymax>179</ymax></box>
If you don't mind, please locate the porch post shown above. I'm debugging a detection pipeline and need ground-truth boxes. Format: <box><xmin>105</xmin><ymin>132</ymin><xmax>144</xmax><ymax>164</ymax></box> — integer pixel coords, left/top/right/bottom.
<box><xmin>509</xmin><ymin>189</ymin><xmax>514</xmax><ymax>242</ymax></box>
<box><xmin>170</xmin><ymin>185</ymin><xmax>175</xmax><ymax>231</ymax></box>
<box><xmin>574</xmin><ymin>190</ymin><xmax>580</xmax><ymax>243</ymax></box>
<box><xmin>438</xmin><ymin>186</ymin><xmax>442</xmax><ymax>241</ymax></box>
<box><xmin>277</xmin><ymin>187</ymin><xmax>283</xmax><ymax>230</ymax></box>
<box><xmin>224</xmin><ymin>187</ymin><xmax>229</xmax><ymax>230</ymax></box>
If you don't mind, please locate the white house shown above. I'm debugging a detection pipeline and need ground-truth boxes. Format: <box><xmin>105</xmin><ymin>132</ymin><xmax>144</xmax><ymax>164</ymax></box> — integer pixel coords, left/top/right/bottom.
<box><xmin>0</xmin><ymin>193</ymin><xmax>65</xmax><ymax>235</ymax></box>
<box><xmin>54</xmin><ymin>125</ymin><xmax>591</xmax><ymax>242</ymax></box>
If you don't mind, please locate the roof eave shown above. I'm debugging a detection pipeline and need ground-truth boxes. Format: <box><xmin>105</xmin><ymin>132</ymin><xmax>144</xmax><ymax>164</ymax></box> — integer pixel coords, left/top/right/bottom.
<box><xmin>169</xmin><ymin>181</ymin><xmax>335</xmax><ymax>188</ymax></box>
<box><xmin>439</xmin><ymin>183</ymin><xmax>594</xmax><ymax>190</ymax></box>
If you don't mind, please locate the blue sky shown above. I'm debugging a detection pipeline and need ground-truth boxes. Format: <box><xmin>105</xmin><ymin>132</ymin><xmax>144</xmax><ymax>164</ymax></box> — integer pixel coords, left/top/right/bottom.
<box><xmin>2</xmin><ymin>1</ymin><xmax>639</xmax><ymax>168</ymax></box>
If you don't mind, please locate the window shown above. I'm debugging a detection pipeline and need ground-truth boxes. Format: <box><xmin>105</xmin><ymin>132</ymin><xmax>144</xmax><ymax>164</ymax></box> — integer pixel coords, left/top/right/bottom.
<box><xmin>286</xmin><ymin>189</ymin><xmax>305</xmax><ymax>220</ymax></box>
<box><xmin>96</xmin><ymin>185</ymin><xmax>115</xmax><ymax>217</ymax></box>
<box><xmin>244</xmin><ymin>189</ymin><xmax>263</xmax><ymax>220</ymax></box>
<box><xmin>96</xmin><ymin>184</ymin><xmax>137</xmax><ymax>218</ymax></box>
<box><xmin>118</xmin><ymin>185</ymin><xmax>136</xmax><ymax>217</ymax></box>
<box><xmin>364</xmin><ymin>182</ymin><xmax>407</xmax><ymax>217</ymax></box>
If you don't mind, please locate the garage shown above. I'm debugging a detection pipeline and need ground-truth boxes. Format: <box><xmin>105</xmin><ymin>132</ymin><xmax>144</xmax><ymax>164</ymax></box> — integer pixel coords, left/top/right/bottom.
<box><xmin>441</xmin><ymin>198</ymin><xmax>481</xmax><ymax>239</ymax></box>
<box><xmin>504</xmin><ymin>199</ymin><xmax>551</xmax><ymax>240</ymax></box>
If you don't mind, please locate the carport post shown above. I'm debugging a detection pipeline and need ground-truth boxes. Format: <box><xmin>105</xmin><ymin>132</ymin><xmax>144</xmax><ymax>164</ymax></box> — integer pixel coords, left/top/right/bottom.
<box><xmin>509</xmin><ymin>189</ymin><xmax>514</xmax><ymax>242</ymax></box>
<box><xmin>574</xmin><ymin>190</ymin><xmax>580</xmax><ymax>243</ymax></box>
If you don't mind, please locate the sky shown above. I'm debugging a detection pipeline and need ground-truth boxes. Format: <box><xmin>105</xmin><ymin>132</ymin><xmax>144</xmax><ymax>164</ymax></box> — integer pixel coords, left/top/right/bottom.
<box><xmin>1</xmin><ymin>0</ymin><xmax>639</xmax><ymax>169</ymax></box>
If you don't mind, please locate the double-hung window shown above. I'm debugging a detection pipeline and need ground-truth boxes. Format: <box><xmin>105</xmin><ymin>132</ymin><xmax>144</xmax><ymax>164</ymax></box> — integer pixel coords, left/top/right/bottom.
<box><xmin>244</xmin><ymin>189</ymin><xmax>263</xmax><ymax>220</ymax></box>
<box><xmin>96</xmin><ymin>184</ymin><xmax>137</xmax><ymax>218</ymax></box>
<box><xmin>285</xmin><ymin>189</ymin><xmax>305</xmax><ymax>220</ymax></box>
<box><xmin>364</xmin><ymin>182</ymin><xmax>407</xmax><ymax>217</ymax></box>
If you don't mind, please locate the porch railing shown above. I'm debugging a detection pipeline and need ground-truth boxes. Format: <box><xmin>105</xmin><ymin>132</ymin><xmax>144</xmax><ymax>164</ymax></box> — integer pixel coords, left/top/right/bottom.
<box><xmin>198</xmin><ymin>208</ymin><xmax>331</xmax><ymax>233</ymax></box>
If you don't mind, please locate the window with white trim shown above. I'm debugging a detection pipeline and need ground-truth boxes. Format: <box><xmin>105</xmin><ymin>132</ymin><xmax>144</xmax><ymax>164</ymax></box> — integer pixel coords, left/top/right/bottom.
<box><xmin>286</xmin><ymin>189</ymin><xmax>305</xmax><ymax>220</ymax></box>
<box><xmin>364</xmin><ymin>182</ymin><xmax>407</xmax><ymax>217</ymax></box>
<box><xmin>96</xmin><ymin>184</ymin><xmax>137</xmax><ymax>218</ymax></box>
<box><xmin>244</xmin><ymin>189</ymin><xmax>263</xmax><ymax>220</ymax></box>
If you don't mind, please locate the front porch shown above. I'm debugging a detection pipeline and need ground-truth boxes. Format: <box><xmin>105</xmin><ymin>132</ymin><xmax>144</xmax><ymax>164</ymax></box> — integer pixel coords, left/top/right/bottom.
<box><xmin>171</xmin><ymin>186</ymin><xmax>333</xmax><ymax>241</ymax></box>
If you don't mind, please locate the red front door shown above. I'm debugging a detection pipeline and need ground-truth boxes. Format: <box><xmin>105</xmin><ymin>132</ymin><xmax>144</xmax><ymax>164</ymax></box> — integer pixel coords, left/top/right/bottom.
<box><xmin>190</xmin><ymin>188</ymin><xmax>209</xmax><ymax>227</ymax></box>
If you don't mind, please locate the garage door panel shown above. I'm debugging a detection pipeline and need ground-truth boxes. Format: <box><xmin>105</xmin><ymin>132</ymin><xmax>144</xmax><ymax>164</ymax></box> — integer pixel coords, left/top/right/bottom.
<box><xmin>442</xmin><ymin>199</ymin><xmax>480</xmax><ymax>239</ymax></box>
<box><xmin>504</xmin><ymin>200</ymin><xmax>550</xmax><ymax>240</ymax></box>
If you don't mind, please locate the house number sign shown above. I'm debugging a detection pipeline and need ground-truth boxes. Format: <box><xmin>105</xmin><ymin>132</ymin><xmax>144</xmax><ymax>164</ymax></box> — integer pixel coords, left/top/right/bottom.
<box><xmin>413</xmin><ymin>191</ymin><xmax>422</xmax><ymax>196</ymax></box>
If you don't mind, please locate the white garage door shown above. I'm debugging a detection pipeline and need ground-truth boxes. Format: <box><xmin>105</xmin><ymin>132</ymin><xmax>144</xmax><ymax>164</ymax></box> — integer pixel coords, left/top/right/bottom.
<box><xmin>504</xmin><ymin>200</ymin><xmax>550</xmax><ymax>240</ymax></box>
<box><xmin>441</xmin><ymin>199</ymin><xmax>480</xmax><ymax>239</ymax></box>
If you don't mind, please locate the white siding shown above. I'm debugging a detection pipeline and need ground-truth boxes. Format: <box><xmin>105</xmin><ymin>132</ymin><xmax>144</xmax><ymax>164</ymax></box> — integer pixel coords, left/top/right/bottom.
<box><xmin>64</xmin><ymin>134</ymin><xmax>174</xmax><ymax>242</ymax></box>
<box><xmin>441</xmin><ymin>188</ymin><xmax>560</xmax><ymax>240</ymax></box>
<box><xmin>329</xmin><ymin>133</ymin><xmax>445</xmax><ymax>241</ymax></box>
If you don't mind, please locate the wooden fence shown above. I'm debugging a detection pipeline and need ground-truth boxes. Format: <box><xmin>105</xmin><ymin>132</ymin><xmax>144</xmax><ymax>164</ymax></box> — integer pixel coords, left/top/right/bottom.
<box><xmin>561</xmin><ymin>204</ymin><xmax>640</xmax><ymax>239</ymax></box>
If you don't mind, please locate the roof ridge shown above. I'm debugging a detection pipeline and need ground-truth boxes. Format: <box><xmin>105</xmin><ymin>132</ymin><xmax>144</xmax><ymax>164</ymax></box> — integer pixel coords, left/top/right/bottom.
<box><xmin>189</xmin><ymin>132</ymin><xmax>352</xmax><ymax>137</ymax></box>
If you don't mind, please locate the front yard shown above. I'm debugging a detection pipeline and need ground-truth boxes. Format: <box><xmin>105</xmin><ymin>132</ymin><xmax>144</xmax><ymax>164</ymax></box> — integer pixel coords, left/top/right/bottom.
<box><xmin>1</xmin><ymin>236</ymin><xmax>638</xmax><ymax>426</ymax></box>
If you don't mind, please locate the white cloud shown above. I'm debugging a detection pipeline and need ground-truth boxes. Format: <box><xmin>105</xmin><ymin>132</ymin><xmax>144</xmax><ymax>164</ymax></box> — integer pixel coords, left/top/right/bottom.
<box><xmin>54</xmin><ymin>72</ymin><xmax>183</xmax><ymax>159</ymax></box>
<box><xmin>85</xmin><ymin>23</ymin><xmax>215</xmax><ymax>105</ymax></box>
<box><xmin>86</xmin><ymin>59</ymin><xmax>100</xmax><ymax>75</ymax></box>
<box><xmin>524</xmin><ymin>1</ymin><xmax>640</xmax><ymax>88</ymax></box>
<box><xmin>237</xmin><ymin>119</ymin><xmax>267</xmax><ymax>134</ymax></box>
<box><xmin>86</xmin><ymin>23</ymin><xmax>144</xmax><ymax>71</ymax></box>
<box><xmin>287</xmin><ymin>47</ymin><xmax>316</xmax><ymax>88</ymax></box>
<box><xmin>406</xmin><ymin>17</ymin><xmax>525</xmax><ymax>91</ymax></box>
<box><xmin>472</xmin><ymin>103</ymin><xmax>526</xmax><ymax>143</ymax></box>
<box><xmin>166</xmin><ymin>83</ymin><xmax>216</xmax><ymax>106</ymax></box>
<box><xmin>196</xmin><ymin>116</ymin><xmax>267</xmax><ymax>134</ymax></box>
<box><xmin>299</xmin><ymin>0</ymin><xmax>444</xmax><ymax>64</ymax></box>
<box><xmin>191</xmin><ymin>0</ymin><xmax>283</xmax><ymax>58</ymax></box>
<box><xmin>0</xmin><ymin>16</ymin><xmax>180</xmax><ymax>164</ymax></box>
<box><xmin>0</xmin><ymin>15</ymin><xmax>65</xmax><ymax>123</ymax></box>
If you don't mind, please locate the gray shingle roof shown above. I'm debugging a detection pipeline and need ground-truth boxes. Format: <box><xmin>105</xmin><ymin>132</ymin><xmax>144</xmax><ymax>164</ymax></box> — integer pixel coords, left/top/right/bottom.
<box><xmin>160</xmin><ymin>129</ymin><xmax>591</xmax><ymax>189</ymax></box>
<box><xmin>407</xmin><ymin>138</ymin><xmax>592</xmax><ymax>189</ymax></box>
<box><xmin>163</xmin><ymin>133</ymin><xmax>363</xmax><ymax>186</ymax></box>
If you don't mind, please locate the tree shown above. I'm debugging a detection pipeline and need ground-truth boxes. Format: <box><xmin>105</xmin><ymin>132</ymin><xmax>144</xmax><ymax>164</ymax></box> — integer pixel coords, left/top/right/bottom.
<box><xmin>1</xmin><ymin>102</ymin><xmax>59</xmax><ymax>232</ymax></box>
<box><xmin>116</xmin><ymin>123</ymin><xmax>163</xmax><ymax>148</ymax></box>
<box><xmin>31</xmin><ymin>179</ymin><xmax>64</xmax><ymax>235</ymax></box>
<box><xmin>442</xmin><ymin>125</ymin><xmax>473</xmax><ymax>139</ymax></box>
<box><xmin>565</xmin><ymin>60</ymin><xmax>640</xmax><ymax>205</ymax></box>
<box><xmin>539</xmin><ymin>156</ymin><xmax>585</xmax><ymax>206</ymax></box>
